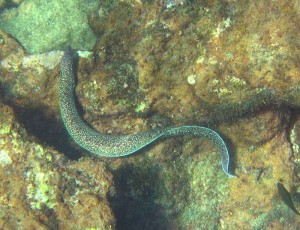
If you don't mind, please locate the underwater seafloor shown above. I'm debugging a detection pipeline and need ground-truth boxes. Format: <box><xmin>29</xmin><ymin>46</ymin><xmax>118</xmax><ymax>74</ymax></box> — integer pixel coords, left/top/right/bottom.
<box><xmin>1</xmin><ymin>0</ymin><xmax>300</xmax><ymax>229</ymax></box>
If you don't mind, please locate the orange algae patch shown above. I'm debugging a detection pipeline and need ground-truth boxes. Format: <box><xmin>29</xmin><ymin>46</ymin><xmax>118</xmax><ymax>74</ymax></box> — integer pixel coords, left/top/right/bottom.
<box><xmin>221</xmin><ymin>131</ymin><xmax>292</xmax><ymax>228</ymax></box>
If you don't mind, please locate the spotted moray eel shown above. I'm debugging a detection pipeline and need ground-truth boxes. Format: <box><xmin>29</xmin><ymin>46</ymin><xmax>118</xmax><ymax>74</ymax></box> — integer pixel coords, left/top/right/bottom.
<box><xmin>59</xmin><ymin>47</ymin><xmax>236</xmax><ymax>177</ymax></box>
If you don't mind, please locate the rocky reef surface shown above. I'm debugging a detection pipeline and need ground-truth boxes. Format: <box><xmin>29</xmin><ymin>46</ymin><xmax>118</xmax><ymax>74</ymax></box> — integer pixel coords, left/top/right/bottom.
<box><xmin>0</xmin><ymin>102</ymin><xmax>115</xmax><ymax>229</ymax></box>
<box><xmin>1</xmin><ymin>0</ymin><xmax>300</xmax><ymax>229</ymax></box>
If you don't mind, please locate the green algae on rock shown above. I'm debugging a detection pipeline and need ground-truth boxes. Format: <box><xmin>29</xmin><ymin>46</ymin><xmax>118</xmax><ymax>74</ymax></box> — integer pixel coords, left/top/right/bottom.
<box><xmin>0</xmin><ymin>0</ymin><xmax>98</xmax><ymax>54</ymax></box>
<box><xmin>178</xmin><ymin>150</ymin><xmax>230</xmax><ymax>228</ymax></box>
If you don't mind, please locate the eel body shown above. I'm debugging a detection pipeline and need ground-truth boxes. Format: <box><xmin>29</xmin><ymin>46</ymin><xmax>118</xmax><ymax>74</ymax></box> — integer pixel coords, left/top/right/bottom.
<box><xmin>59</xmin><ymin>47</ymin><xmax>236</xmax><ymax>177</ymax></box>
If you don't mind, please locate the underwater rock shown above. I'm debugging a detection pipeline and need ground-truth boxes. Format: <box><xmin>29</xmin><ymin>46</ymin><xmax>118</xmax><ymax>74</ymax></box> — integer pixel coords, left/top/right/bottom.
<box><xmin>1</xmin><ymin>0</ymin><xmax>300</xmax><ymax>229</ymax></box>
<box><xmin>0</xmin><ymin>102</ymin><xmax>115</xmax><ymax>229</ymax></box>
<box><xmin>159</xmin><ymin>0</ymin><xmax>188</xmax><ymax>9</ymax></box>
<box><xmin>0</xmin><ymin>0</ymin><xmax>98</xmax><ymax>54</ymax></box>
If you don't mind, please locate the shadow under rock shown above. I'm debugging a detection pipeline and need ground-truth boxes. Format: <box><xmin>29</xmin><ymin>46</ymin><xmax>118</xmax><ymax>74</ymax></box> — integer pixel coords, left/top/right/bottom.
<box><xmin>0</xmin><ymin>77</ymin><xmax>84</xmax><ymax>159</ymax></box>
<box><xmin>13</xmin><ymin>106</ymin><xmax>83</xmax><ymax>160</ymax></box>
<box><xmin>109</xmin><ymin>163</ymin><xmax>172</xmax><ymax>230</ymax></box>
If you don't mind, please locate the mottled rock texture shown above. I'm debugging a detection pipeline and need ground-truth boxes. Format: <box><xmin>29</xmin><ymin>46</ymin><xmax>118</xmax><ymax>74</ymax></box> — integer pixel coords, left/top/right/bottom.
<box><xmin>0</xmin><ymin>103</ymin><xmax>115</xmax><ymax>229</ymax></box>
<box><xmin>1</xmin><ymin>0</ymin><xmax>300</xmax><ymax>229</ymax></box>
<box><xmin>0</xmin><ymin>0</ymin><xmax>98</xmax><ymax>54</ymax></box>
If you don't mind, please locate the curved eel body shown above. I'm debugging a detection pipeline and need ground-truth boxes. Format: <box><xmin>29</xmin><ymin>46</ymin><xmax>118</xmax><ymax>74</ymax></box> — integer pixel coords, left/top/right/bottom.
<box><xmin>59</xmin><ymin>47</ymin><xmax>236</xmax><ymax>177</ymax></box>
